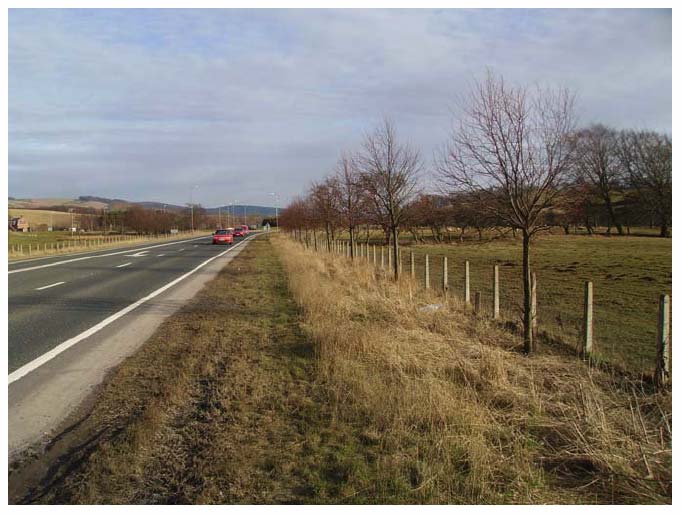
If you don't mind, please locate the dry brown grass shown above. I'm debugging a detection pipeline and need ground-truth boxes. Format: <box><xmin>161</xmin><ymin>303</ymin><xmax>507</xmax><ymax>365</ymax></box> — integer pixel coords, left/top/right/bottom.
<box><xmin>275</xmin><ymin>236</ymin><xmax>671</xmax><ymax>504</ymax></box>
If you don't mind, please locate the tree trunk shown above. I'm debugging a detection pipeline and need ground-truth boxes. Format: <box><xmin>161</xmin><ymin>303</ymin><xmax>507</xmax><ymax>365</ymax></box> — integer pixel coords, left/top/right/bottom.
<box><xmin>603</xmin><ymin>196</ymin><xmax>623</xmax><ymax>235</ymax></box>
<box><xmin>660</xmin><ymin>220</ymin><xmax>669</xmax><ymax>238</ymax></box>
<box><xmin>522</xmin><ymin>229</ymin><xmax>533</xmax><ymax>354</ymax></box>
<box><xmin>349</xmin><ymin>226</ymin><xmax>355</xmax><ymax>259</ymax></box>
<box><xmin>391</xmin><ymin>224</ymin><xmax>400</xmax><ymax>280</ymax></box>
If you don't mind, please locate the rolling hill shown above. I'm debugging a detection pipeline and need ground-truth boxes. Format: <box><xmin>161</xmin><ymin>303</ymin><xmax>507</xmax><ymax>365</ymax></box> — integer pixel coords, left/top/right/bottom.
<box><xmin>8</xmin><ymin>196</ymin><xmax>277</xmax><ymax>217</ymax></box>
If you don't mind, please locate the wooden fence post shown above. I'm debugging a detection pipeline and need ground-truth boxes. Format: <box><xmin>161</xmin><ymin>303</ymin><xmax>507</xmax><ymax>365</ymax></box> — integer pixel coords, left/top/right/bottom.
<box><xmin>655</xmin><ymin>294</ymin><xmax>671</xmax><ymax>387</ymax></box>
<box><xmin>398</xmin><ymin>249</ymin><xmax>403</xmax><ymax>276</ymax></box>
<box><xmin>493</xmin><ymin>265</ymin><xmax>500</xmax><ymax>320</ymax></box>
<box><xmin>474</xmin><ymin>291</ymin><xmax>481</xmax><ymax>314</ymax></box>
<box><xmin>410</xmin><ymin>251</ymin><xmax>415</xmax><ymax>279</ymax></box>
<box><xmin>531</xmin><ymin>272</ymin><xmax>538</xmax><ymax>337</ymax></box>
<box><xmin>582</xmin><ymin>281</ymin><xmax>593</xmax><ymax>358</ymax></box>
<box><xmin>381</xmin><ymin>247</ymin><xmax>385</xmax><ymax>269</ymax></box>
<box><xmin>388</xmin><ymin>247</ymin><xmax>392</xmax><ymax>271</ymax></box>
<box><xmin>464</xmin><ymin>260</ymin><xmax>470</xmax><ymax>303</ymax></box>
<box><xmin>373</xmin><ymin>245</ymin><xmax>376</xmax><ymax>266</ymax></box>
<box><xmin>443</xmin><ymin>256</ymin><xmax>448</xmax><ymax>293</ymax></box>
<box><xmin>425</xmin><ymin>255</ymin><xmax>430</xmax><ymax>289</ymax></box>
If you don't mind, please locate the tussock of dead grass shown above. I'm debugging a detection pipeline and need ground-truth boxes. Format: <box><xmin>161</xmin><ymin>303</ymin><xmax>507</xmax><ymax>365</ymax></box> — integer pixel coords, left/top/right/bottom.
<box><xmin>276</xmin><ymin>237</ymin><xmax>671</xmax><ymax>504</ymax></box>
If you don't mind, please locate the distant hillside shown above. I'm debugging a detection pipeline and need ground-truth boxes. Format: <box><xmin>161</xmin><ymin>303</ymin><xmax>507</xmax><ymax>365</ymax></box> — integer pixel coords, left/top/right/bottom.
<box><xmin>206</xmin><ymin>205</ymin><xmax>277</xmax><ymax>217</ymax></box>
<box><xmin>8</xmin><ymin>197</ymin><xmax>110</xmax><ymax>210</ymax></box>
<box><xmin>8</xmin><ymin>196</ymin><xmax>276</xmax><ymax>216</ymax></box>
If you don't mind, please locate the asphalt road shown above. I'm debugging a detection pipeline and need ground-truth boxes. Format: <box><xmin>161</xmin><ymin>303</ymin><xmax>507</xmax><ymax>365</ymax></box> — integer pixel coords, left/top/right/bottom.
<box><xmin>8</xmin><ymin>233</ymin><xmax>253</xmax><ymax>374</ymax></box>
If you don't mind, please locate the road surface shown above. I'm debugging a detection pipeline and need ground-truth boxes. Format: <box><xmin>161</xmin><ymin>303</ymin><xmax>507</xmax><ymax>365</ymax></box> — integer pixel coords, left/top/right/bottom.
<box><xmin>8</xmin><ymin>232</ymin><xmax>258</xmax><ymax>456</ymax></box>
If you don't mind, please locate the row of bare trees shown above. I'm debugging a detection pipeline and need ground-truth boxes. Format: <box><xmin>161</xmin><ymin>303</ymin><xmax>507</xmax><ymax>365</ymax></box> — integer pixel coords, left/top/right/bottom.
<box><xmin>571</xmin><ymin>125</ymin><xmax>672</xmax><ymax>237</ymax></box>
<box><xmin>280</xmin><ymin>72</ymin><xmax>671</xmax><ymax>353</ymax></box>
<box><xmin>283</xmin><ymin>120</ymin><xmax>422</xmax><ymax>281</ymax></box>
<box><xmin>92</xmin><ymin>205</ymin><xmax>209</xmax><ymax>234</ymax></box>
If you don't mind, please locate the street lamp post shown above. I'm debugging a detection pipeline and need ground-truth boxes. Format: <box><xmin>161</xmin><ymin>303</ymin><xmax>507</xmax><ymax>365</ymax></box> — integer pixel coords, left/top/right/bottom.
<box><xmin>190</xmin><ymin>185</ymin><xmax>199</xmax><ymax>233</ymax></box>
<box><xmin>269</xmin><ymin>192</ymin><xmax>279</xmax><ymax>231</ymax></box>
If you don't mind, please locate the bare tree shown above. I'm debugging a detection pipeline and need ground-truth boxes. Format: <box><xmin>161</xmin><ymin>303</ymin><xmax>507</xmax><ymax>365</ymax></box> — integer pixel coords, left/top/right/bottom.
<box><xmin>437</xmin><ymin>71</ymin><xmax>576</xmax><ymax>353</ymax></box>
<box><xmin>309</xmin><ymin>178</ymin><xmax>341</xmax><ymax>250</ymax></box>
<box><xmin>618</xmin><ymin>130</ymin><xmax>672</xmax><ymax>237</ymax></box>
<box><xmin>334</xmin><ymin>153</ymin><xmax>367</xmax><ymax>259</ymax></box>
<box><xmin>357</xmin><ymin>119</ymin><xmax>422</xmax><ymax>279</ymax></box>
<box><xmin>572</xmin><ymin>124</ymin><xmax>624</xmax><ymax>234</ymax></box>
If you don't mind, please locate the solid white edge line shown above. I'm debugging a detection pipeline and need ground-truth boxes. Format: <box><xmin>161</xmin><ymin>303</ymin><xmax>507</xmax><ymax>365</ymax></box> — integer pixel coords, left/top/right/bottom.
<box><xmin>35</xmin><ymin>281</ymin><xmax>66</xmax><ymax>291</ymax></box>
<box><xmin>116</xmin><ymin>262</ymin><xmax>132</xmax><ymax>268</ymax></box>
<box><xmin>8</xmin><ymin>235</ymin><xmax>208</xmax><ymax>275</ymax></box>
<box><xmin>8</xmin><ymin>234</ymin><xmax>259</xmax><ymax>384</ymax></box>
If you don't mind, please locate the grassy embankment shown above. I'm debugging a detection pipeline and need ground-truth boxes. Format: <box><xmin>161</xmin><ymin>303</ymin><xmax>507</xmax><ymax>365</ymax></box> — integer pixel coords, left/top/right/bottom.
<box><xmin>330</xmin><ymin>230</ymin><xmax>671</xmax><ymax>373</ymax></box>
<box><xmin>10</xmin><ymin>235</ymin><xmax>670</xmax><ymax>504</ymax></box>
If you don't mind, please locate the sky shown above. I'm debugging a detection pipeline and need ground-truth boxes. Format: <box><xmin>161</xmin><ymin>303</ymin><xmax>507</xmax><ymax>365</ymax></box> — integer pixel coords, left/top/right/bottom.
<box><xmin>8</xmin><ymin>8</ymin><xmax>671</xmax><ymax>207</ymax></box>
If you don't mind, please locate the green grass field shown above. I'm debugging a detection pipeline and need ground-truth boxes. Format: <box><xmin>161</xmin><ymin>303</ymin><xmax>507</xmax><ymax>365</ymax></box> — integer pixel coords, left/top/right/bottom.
<box><xmin>8</xmin><ymin>208</ymin><xmax>92</xmax><ymax>229</ymax></box>
<box><xmin>8</xmin><ymin>230</ymin><xmax>105</xmax><ymax>250</ymax></box>
<box><xmin>337</xmin><ymin>232</ymin><xmax>671</xmax><ymax>373</ymax></box>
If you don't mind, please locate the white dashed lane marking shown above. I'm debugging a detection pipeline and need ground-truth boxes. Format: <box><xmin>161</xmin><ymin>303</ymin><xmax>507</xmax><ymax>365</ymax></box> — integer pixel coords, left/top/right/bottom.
<box><xmin>35</xmin><ymin>281</ymin><xmax>66</xmax><ymax>291</ymax></box>
<box><xmin>117</xmin><ymin>262</ymin><xmax>132</xmax><ymax>268</ymax></box>
<box><xmin>9</xmin><ymin>234</ymin><xmax>258</xmax><ymax>384</ymax></box>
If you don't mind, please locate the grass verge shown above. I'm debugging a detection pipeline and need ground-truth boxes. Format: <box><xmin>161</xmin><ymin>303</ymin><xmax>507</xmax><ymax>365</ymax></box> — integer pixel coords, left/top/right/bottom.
<box><xmin>275</xmin><ymin>236</ymin><xmax>671</xmax><ymax>504</ymax></box>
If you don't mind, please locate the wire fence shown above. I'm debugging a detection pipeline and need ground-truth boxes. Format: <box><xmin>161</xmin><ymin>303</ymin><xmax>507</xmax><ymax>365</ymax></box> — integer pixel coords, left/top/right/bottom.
<box><xmin>293</xmin><ymin>234</ymin><xmax>671</xmax><ymax>386</ymax></box>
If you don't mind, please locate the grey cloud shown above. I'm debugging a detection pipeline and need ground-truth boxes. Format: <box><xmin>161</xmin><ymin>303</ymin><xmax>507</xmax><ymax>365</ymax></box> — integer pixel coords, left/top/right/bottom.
<box><xmin>9</xmin><ymin>9</ymin><xmax>671</xmax><ymax>207</ymax></box>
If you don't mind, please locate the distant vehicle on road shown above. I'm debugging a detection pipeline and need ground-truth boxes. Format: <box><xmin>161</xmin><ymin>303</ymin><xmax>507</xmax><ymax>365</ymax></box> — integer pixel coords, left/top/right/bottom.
<box><xmin>248</xmin><ymin>224</ymin><xmax>258</xmax><ymax>231</ymax></box>
<box><xmin>240</xmin><ymin>225</ymin><xmax>250</xmax><ymax>234</ymax></box>
<box><xmin>212</xmin><ymin>229</ymin><xmax>234</xmax><ymax>245</ymax></box>
<box><xmin>232</xmin><ymin>227</ymin><xmax>245</xmax><ymax>237</ymax></box>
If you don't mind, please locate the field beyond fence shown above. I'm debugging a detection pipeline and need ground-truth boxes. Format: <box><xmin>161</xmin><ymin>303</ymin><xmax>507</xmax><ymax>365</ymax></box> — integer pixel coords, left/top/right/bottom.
<box><xmin>297</xmin><ymin>230</ymin><xmax>671</xmax><ymax>375</ymax></box>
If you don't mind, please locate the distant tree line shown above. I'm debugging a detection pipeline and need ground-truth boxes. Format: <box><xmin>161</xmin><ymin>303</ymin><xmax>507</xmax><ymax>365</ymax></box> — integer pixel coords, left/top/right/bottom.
<box><xmin>279</xmin><ymin>71</ymin><xmax>672</xmax><ymax>353</ymax></box>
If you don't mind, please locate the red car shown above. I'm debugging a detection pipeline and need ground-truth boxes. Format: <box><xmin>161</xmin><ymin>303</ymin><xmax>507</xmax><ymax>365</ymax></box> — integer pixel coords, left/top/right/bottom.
<box><xmin>212</xmin><ymin>229</ymin><xmax>234</xmax><ymax>245</ymax></box>
<box><xmin>233</xmin><ymin>227</ymin><xmax>245</xmax><ymax>237</ymax></box>
<box><xmin>240</xmin><ymin>224</ymin><xmax>250</xmax><ymax>235</ymax></box>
